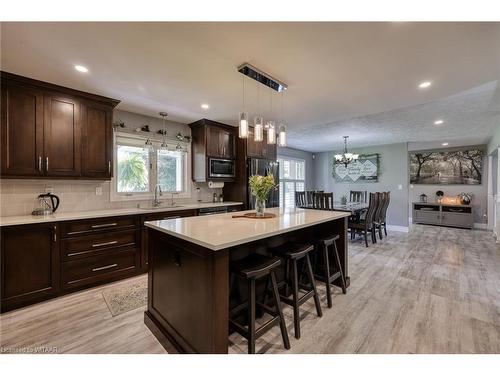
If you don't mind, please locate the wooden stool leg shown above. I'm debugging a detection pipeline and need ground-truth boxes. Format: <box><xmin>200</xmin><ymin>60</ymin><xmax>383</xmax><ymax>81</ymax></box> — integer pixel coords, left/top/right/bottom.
<box><xmin>270</xmin><ymin>271</ymin><xmax>291</xmax><ymax>350</ymax></box>
<box><xmin>332</xmin><ymin>240</ymin><xmax>347</xmax><ymax>294</ymax></box>
<box><xmin>248</xmin><ymin>278</ymin><xmax>256</xmax><ymax>354</ymax></box>
<box><xmin>384</xmin><ymin>223</ymin><xmax>387</xmax><ymax>236</ymax></box>
<box><xmin>291</xmin><ymin>259</ymin><xmax>301</xmax><ymax>339</ymax></box>
<box><xmin>284</xmin><ymin>258</ymin><xmax>290</xmax><ymax>298</ymax></box>
<box><xmin>323</xmin><ymin>244</ymin><xmax>332</xmax><ymax>308</ymax></box>
<box><xmin>305</xmin><ymin>253</ymin><xmax>322</xmax><ymax>317</ymax></box>
<box><xmin>364</xmin><ymin>230</ymin><xmax>369</xmax><ymax>247</ymax></box>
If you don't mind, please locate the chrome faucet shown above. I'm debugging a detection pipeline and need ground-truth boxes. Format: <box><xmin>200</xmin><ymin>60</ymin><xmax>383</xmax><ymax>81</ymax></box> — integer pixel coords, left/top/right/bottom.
<box><xmin>153</xmin><ymin>184</ymin><xmax>162</xmax><ymax>207</ymax></box>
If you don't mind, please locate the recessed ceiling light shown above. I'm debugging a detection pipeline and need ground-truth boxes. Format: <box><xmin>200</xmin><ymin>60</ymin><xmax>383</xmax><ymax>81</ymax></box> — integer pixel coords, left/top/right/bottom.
<box><xmin>418</xmin><ymin>81</ymin><xmax>432</xmax><ymax>89</ymax></box>
<box><xmin>74</xmin><ymin>65</ymin><xmax>88</xmax><ymax>73</ymax></box>
<box><xmin>442</xmin><ymin>143</ymin><xmax>449</xmax><ymax>146</ymax></box>
<box><xmin>201</xmin><ymin>104</ymin><xmax>210</xmax><ymax>110</ymax></box>
<box><xmin>434</xmin><ymin>119</ymin><xmax>444</xmax><ymax>125</ymax></box>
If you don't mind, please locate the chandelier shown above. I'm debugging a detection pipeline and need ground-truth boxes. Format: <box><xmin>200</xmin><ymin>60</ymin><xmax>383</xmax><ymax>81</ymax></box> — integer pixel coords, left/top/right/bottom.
<box><xmin>334</xmin><ymin>136</ymin><xmax>359</xmax><ymax>167</ymax></box>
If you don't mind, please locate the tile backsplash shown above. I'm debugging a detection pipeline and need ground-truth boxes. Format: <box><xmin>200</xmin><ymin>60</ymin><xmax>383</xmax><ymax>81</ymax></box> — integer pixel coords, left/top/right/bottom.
<box><xmin>0</xmin><ymin>179</ymin><xmax>219</xmax><ymax>217</ymax></box>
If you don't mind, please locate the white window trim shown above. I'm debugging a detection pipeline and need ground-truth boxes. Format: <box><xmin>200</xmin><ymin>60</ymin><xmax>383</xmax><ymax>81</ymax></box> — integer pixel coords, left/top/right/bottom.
<box><xmin>278</xmin><ymin>156</ymin><xmax>306</xmax><ymax>208</ymax></box>
<box><xmin>110</xmin><ymin>132</ymin><xmax>192</xmax><ymax>202</ymax></box>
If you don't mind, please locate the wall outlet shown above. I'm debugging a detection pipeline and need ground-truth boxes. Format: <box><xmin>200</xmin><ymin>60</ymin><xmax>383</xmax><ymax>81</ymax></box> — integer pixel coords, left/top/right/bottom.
<box><xmin>95</xmin><ymin>186</ymin><xmax>103</xmax><ymax>196</ymax></box>
<box><xmin>44</xmin><ymin>186</ymin><xmax>54</xmax><ymax>193</ymax></box>
<box><xmin>398</xmin><ymin>184</ymin><xmax>403</xmax><ymax>190</ymax></box>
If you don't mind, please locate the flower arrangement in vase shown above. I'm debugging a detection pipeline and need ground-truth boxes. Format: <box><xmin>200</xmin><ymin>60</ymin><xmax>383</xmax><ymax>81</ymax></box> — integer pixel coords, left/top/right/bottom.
<box><xmin>248</xmin><ymin>174</ymin><xmax>278</xmax><ymax>217</ymax></box>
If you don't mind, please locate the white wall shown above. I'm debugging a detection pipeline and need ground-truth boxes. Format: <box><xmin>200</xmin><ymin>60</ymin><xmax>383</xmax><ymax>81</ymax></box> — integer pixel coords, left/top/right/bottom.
<box><xmin>313</xmin><ymin>142</ymin><xmax>409</xmax><ymax>227</ymax></box>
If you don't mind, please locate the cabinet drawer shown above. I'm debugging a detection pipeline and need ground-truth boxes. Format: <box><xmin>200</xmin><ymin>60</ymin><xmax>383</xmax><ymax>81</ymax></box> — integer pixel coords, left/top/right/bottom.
<box><xmin>414</xmin><ymin>210</ymin><xmax>439</xmax><ymax>224</ymax></box>
<box><xmin>62</xmin><ymin>249</ymin><xmax>137</xmax><ymax>290</ymax></box>
<box><xmin>61</xmin><ymin>216</ymin><xmax>138</xmax><ymax>237</ymax></box>
<box><xmin>61</xmin><ymin>229</ymin><xmax>138</xmax><ymax>260</ymax></box>
<box><xmin>142</xmin><ymin>209</ymin><xmax>197</xmax><ymax>223</ymax></box>
<box><xmin>442</xmin><ymin>206</ymin><xmax>471</xmax><ymax>214</ymax></box>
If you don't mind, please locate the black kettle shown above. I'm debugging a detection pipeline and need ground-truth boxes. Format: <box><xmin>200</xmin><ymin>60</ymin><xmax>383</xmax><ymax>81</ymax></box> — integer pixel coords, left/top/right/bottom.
<box><xmin>39</xmin><ymin>193</ymin><xmax>60</xmax><ymax>212</ymax></box>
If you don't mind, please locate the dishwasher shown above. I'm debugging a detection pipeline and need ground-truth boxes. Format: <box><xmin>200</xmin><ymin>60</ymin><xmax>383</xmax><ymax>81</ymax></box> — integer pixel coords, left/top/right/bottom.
<box><xmin>197</xmin><ymin>206</ymin><xmax>229</xmax><ymax>216</ymax></box>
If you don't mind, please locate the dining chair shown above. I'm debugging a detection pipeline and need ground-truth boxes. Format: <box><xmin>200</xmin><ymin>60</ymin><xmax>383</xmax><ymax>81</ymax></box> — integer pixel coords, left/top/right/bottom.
<box><xmin>313</xmin><ymin>192</ymin><xmax>334</xmax><ymax>210</ymax></box>
<box><xmin>379</xmin><ymin>192</ymin><xmax>390</xmax><ymax>237</ymax></box>
<box><xmin>295</xmin><ymin>191</ymin><xmax>306</xmax><ymax>208</ymax></box>
<box><xmin>350</xmin><ymin>190</ymin><xmax>367</xmax><ymax>203</ymax></box>
<box><xmin>373</xmin><ymin>192</ymin><xmax>386</xmax><ymax>240</ymax></box>
<box><xmin>348</xmin><ymin>192</ymin><xmax>378</xmax><ymax>247</ymax></box>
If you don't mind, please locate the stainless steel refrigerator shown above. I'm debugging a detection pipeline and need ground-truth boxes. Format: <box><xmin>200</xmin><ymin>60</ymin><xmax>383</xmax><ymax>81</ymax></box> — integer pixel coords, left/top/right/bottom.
<box><xmin>247</xmin><ymin>158</ymin><xmax>280</xmax><ymax>209</ymax></box>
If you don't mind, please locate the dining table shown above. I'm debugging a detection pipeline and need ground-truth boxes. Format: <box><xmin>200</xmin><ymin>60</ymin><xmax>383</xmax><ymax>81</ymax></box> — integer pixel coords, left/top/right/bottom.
<box><xmin>299</xmin><ymin>201</ymin><xmax>368</xmax><ymax>221</ymax></box>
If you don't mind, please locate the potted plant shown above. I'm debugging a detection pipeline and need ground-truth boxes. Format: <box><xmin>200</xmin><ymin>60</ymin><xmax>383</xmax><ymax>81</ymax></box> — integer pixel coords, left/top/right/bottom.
<box><xmin>248</xmin><ymin>174</ymin><xmax>278</xmax><ymax>217</ymax></box>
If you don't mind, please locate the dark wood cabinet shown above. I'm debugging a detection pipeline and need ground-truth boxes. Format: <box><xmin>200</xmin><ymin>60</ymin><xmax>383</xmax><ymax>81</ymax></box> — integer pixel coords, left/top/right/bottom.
<box><xmin>81</xmin><ymin>101</ymin><xmax>113</xmax><ymax>178</ymax></box>
<box><xmin>246</xmin><ymin>127</ymin><xmax>277</xmax><ymax>160</ymax></box>
<box><xmin>206</xmin><ymin>124</ymin><xmax>235</xmax><ymax>159</ymax></box>
<box><xmin>43</xmin><ymin>93</ymin><xmax>81</xmax><ymax>177</ymax></box>
<box><xmin>0</xmin><ymin>83</ymin><xmax>44</xmax><ymax>176</ymax></box>
<box><xmin>1</xmin><ymin>223</ymin><xmax>60</xmax><ymax>312</ymax></box>
<box><xmin>0</xmin><ymin>72</ymin><xmax>119</xmax><ymax>180</ymax></box>
<box><xmin>189</xmin><ymin>119</ymin><xmax>237</xmax><ymax>182</ymax></box>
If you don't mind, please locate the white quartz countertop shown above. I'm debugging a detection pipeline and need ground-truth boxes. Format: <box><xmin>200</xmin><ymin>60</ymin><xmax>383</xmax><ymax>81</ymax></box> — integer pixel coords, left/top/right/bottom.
<box><xmin>145</xmin><ymin>207</ymin><xmax>351</xmax><ymax>251</ymax></box>
<box><xmin>0</xmin><ymin>202</ymin><xmax>243</xmax><ymax>227</ymax></box>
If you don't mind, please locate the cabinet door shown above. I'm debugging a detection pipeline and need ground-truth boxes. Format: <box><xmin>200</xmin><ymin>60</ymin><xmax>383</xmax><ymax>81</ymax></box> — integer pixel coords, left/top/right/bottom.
<box><xmin>206</xmin><ymin>126</ymin><xmax>221</xmax><ymax>157</ymax></box>
<box><xmin>1</xmin><ymin>84</ymin><xmax>44</xmax><ymax>176</ymax></box>
<box><xmin>246</xmin><ymin>127</ymin><xmax>263</xmax><ymax>158</ymax></box>
<box><xmin>1</xmin><ymin>223</ymin><xmax>60</xmax><ymax>312</ymax></box>
<box><xmin>219</xmin><ymin>130</ymin><xmax>235</xmax><ymax>159</ymax></box>
<box><xmin>43</xmin><ymin>93</ymin><xmax>81</xmax><ymax>177</ymax></box>
<box><xmin>82</xmin><ymin>102</ymin><xmax>113</xmax><ymax>178</ymax></box>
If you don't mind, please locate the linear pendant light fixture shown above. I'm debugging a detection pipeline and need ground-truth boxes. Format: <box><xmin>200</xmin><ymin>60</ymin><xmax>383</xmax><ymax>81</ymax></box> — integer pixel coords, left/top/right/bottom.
<box><xmin>237</xmin><ymin>63</ymin><xmax>287</xmax><ymax>146</ymax></box>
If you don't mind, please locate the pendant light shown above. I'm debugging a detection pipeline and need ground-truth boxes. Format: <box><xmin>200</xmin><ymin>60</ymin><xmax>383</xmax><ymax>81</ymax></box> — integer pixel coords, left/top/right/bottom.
<box><xmin>267</xmin><ymin>120</ymin><xmax>276</xmax><ymax>144</ymax></box>
<box><xmin>144</xmin><ymin>138</ymin><xmax>155</xmax><ymax>153</ymax></box>
<box><xmin>267</xmin><ymin>91</ymin><xmax>276</xmax><ymax>144</ymax></box>
<box><xmin>254</xmin><ymin>83</ymin><xmax>264</xmax><ymax>142</ymax></box>
<box><xmin>159</xmin><ymin>112</ymin><xmax>168</xmax><ymax>151</ymax></box>
<box><xmin>239</xmin><ymin>76</ymin><xmax>248</xmax><ymax>138</ymax></box>
<box><xmin>278</xmin><ymin>91</ymin><xmax>287</xmax><ymax>147</ymax></box>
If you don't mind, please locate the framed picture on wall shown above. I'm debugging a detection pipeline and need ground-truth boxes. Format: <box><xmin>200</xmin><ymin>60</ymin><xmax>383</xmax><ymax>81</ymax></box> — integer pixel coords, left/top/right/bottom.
<box><xmin>409</xmin><ymin>148</ymin><xmax>483</xmax><ymax>185</ymax></box>
<box><xmin>332</xmin><ymin>153</ymin><xmax>380</xmax><ymax>183</ymax></box>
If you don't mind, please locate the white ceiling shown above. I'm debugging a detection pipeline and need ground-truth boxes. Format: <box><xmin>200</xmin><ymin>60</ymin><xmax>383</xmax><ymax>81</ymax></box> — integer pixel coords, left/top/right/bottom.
<box><xmin>1</xmin><ymin>22</ymin><xmax>499</xmax><ymax>152</ymax></box>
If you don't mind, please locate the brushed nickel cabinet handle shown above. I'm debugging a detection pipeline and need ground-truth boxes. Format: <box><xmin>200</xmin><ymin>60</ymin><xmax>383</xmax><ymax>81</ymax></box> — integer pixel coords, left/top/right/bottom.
<box><xmin>164</xmin><ymin>216</ymin><xmax>181</xmax><ymax>220</ymax></box>
<box><xmin>38</xmin><ymin>156</ymin><xmax>42</xmax><ymax>172</ymax></box>
<box><xmin>53</xmin><ymin>225</ymin><xmax>57</xmax><ymax>242</ymax></box>
<box><xmin>92</xmin><ymin>240</ymin><xmax>118</xmax><ymax>248</ymax></box>
<box><xmin>108</xmin><ymin>161</ymin><xmax>111</xmax><ymax>173</ymax></box>
<box><xmin>91</xmin><ymin>223</ymin><xmax>117</xmax><ymax>228</ymax></box>
<box><xmin>46</xmin><ymin>157</ymin><xmax>49</xmax><ymax>171</ymax></box>
<box><xmin>92</xmin><ymin>263</ymin><xmax>118</xmax><ymax>272</ymax></box>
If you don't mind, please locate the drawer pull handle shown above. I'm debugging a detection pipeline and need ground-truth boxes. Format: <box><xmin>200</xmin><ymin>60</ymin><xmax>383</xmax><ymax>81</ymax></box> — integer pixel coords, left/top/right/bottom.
<box><xmin>92</xmin><ymin>240</ymin><xmax>118</xmax><ymax>248</ymax></box>
<box><xmin>92</xmin><ymin>264</ymin><xmax>118</xmax><ymax>272</ymax></box>
<box><xmin>448</xmin><ymin>208</ymin><xmax>463</xmax><ymax>212</ymax></box>
<box><xmin>91</xmin><ymin>223</ymin><xmax>118</xmax><ymax>228</ymax></box>
<box><xmin>164</xmin><ymin>216</ymin><xmax>181</xmax><ymax>220</ymax></box>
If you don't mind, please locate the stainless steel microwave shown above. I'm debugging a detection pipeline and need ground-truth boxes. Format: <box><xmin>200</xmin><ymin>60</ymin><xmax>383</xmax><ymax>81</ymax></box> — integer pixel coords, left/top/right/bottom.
<box><xmin>209</xmin><ymin>158</ymin><xmax>235</xmax><ymax>178</ymax></box>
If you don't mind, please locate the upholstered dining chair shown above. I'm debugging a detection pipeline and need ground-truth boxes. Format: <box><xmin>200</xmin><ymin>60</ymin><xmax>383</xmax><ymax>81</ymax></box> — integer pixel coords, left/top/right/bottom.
<box><xmin>348</xmin><ymin>192</ymin><xmax>378</xmax><ymax>247</ymax></box>
<box><xmin>295</xmin><ymin>191</ymin><xmax>307</xmax><ymax>208</ymax></box>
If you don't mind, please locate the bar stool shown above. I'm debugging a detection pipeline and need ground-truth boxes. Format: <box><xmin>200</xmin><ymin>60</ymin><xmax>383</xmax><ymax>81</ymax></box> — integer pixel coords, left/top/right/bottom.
<box><xmin>229</xmin><ymin>253</ymin><xmax>291</xmax><ymax>354</ymax></box>
<box><xmin>314</xmin><ymin>235</ymin><xmax>347</xmax><ymax>308</ymax></box>
<box><xmin>269</xmin><ymin>243</ymin><xmax>323</xmax><ymax>339</ymax></box>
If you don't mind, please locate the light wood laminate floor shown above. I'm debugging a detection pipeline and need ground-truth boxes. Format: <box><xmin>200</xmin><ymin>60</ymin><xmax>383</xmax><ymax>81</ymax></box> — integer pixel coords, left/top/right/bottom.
<box><xmin>1</xmin><ymin>225</ymin><xmax>499</xmax><ymax>354</ymax></box>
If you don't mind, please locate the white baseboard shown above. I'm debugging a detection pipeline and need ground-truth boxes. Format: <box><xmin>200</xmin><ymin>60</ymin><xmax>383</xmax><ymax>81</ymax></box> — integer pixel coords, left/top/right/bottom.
<box><xmin>387</xmin><ymin>225</ymin><xmax>409</xmax><ymax>233</ymax></box>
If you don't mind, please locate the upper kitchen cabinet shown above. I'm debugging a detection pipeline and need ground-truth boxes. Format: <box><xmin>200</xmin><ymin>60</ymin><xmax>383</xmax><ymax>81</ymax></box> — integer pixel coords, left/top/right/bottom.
<box><xmin>1</xmin><ymin>83</ymin><xmax>44</xmax><ymax>176</ymax></box>
<box><xmin>81</xmin><ymin>101</ymin><xmax>113</xmax><ymax>178</ymax></box>
<box><xmin>43</xmin><ymin>93</ymin><xmax>81</xmax><ymax>177</ymax></box>
<box><xmin>189</xmin><ymin>119</ymin><xmax>237</xmax><ymax>182</ymax></box>
<box><xmin>246</xmin><ymin>127</ymin><xmax>277</xmax><ymax>160</ymax></box>
<box><xmin>0</xmin><ymin>72</ymin><xmax>119</xmax><ymax>180</ymax></box>
<box><xmin>206</xmin><ymin>122</ymin><xmax>235</xmax><ymax>159</ymax></box>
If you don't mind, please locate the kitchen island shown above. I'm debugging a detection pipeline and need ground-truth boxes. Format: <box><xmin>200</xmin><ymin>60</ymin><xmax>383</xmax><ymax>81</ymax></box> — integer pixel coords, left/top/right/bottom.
<box><xmin>144</xmin><ymin>207</ymin><xmax>351</xmax><ymax>353</ymax></box>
